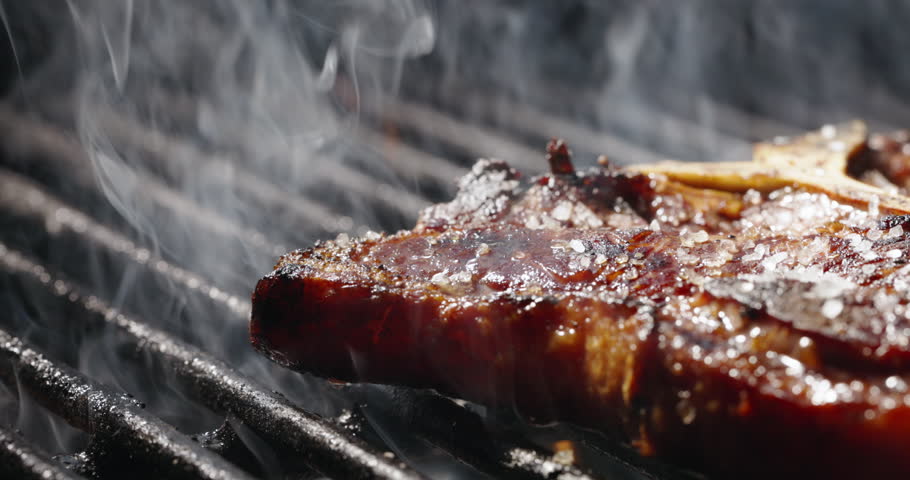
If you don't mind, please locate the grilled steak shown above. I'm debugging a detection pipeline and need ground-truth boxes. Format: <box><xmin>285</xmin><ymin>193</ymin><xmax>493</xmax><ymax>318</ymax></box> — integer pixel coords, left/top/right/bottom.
<box><xmin>251</xmin><ymin>123</ymin><xmax>910</xmax><ymax>479</ymax></box>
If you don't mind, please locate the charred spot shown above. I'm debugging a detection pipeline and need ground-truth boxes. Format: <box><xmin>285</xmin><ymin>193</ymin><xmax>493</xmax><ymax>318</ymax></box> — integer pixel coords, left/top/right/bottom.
<box><xmin>743</xmin><ymin>306</ymin><xmax>763</xmax><ymax>321</ymax></box>
<box><xmin>591</xmin><ymin>241</ymin><xmax>625</xmax><ymax>259</ymax></box>
<box><xmin>275</xmin><ymin>262</ymin><xmax>306</xmax><ymax>279</ymax></box>
<box><xmin>644</xmin><ymin>252</ymin><xmax>672</xmax><ymax>271</ymax></box>
<box><xmin>546</xmin><ymin>138</ymin><xmax>575</xmax><ymax>175</ymax></box>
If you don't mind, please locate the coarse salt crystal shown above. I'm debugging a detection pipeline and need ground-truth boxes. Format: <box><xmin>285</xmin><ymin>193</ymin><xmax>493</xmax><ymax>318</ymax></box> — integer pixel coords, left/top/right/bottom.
<box><xmin>743</xmin><ymin>189</ymin><xmax>762</xmax><ymax>205</ymax></box>
<box><xmin>761</xmin><ymin>252</ymin><xmax>788</xmax><ymax>271</ymax></box>
<box><xmin>594</xmin><ymin>254</ymin><xmax>608</xmax><ymax>265</ymax></box>
<box><xmin>869</xmin><ymin>196</ymin><xmax>881</xmax><ymax>215</ymax></box>
<box><xmin>887</xmin><ymin>249</ymin><xmax>903</xmax><ymax>259</ymax></box>
<box><xmin>552</xmin><ymin>202</ymin><xmax>573</xmax><ymax>221</ymax></box>
<box><xmin>821</xmin><ymin>299</ymin><xmax>844</xmax><ymax>319</ymax></box>
<box><xmin>650</xmin><ymin>219</ymin><xmax>661</xmax><ymax>232</ymax></box>
<box><xmin>845</xmin><ymin>233</ymin><xmax>862</xmax><ymax>245</ymax></box>
<box><xmin>430</xmin><ymin>271</ymin><xmax>448</xmax><ymax>284</ymax></box>
<box><xmin>569</xmin><ymin>239</ymin><xmax>586</xmax><ymax>253</ymax></box>
<box><xmin>874</xmin><ymin>292</ymin><xmax>898</xmax><ymax>311</ymax></box>
<box><xmin>476</xmin><ymin>243</ymin><xmax>491</xmax><ymax>256</ymax></box>
<box><xmin>742</xmin><ymin>244</ymin><xmax>768</xmax><ymax>262</ymax></box>
<box><xmin>335</xmin><ymin>232</ymin><xmax>351</xmax><ymax>247</ymax></box>
<box><xmin>692</xmin><ymin>230</ymin><xmax>709</xmax><ymax>243</ymax></box>
<box><xmin>855</xmin><ymin>239</ymin><xmax>873</xmax><ymax>253</ymax></box>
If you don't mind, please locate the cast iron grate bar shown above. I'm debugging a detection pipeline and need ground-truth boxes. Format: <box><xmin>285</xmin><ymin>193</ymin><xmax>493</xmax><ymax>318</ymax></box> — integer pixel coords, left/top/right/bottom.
<box><xmin>0</xmin><ymin>106</ymin><xmax>292</xmax><ymax>257</ymax></box>
<box><xmin>0</xmin><ymin>168</ymin><xmax>252</xmax><ymax>318</ymax></box>
<box><xmin>0</xmin><ymin>425</ymin><xmax>86</xmax><ymax>480</ymax></box>
<box><xmin>370</xmin><ymin>96</ymin><xmax>665</xmax><ymax>168</ymax></box>
<box><xmin>0</xmin><ymin>243</ymin><xmax>424</xmax><ymax>480</ymax></box>
<box><xmin>77</xmin><ymin>104</ymin><xmax>428</xmax><ymax>228</ymax></box>
<box><xmin>0</xmin><ymin>327</ymin><xmax>254</xmax><ymax>480</ymax></box>
<box><xmin>36</xmin><ymin>97</ymin><xmax>430</xmax><ymax>228</ymax></box>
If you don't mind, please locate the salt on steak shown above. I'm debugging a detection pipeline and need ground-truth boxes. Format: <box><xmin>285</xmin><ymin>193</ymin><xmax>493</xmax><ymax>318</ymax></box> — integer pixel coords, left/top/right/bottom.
<box><xmin>251</xmin><ymin>122</ymin><xmax>910</xmax><ymax>479</ymax></box>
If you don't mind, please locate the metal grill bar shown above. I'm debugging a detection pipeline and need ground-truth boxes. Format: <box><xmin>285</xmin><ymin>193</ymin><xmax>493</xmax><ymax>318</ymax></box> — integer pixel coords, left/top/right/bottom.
<box><xmin>80</xmin><ymin>105</ymin><xmax>417</xmax><ymax>229</ymax></box>
<box><xmin>343</xmin><ymin>385</ymin><xmax>597</xmax><ymax>480</ymax></box>
<box><xmin>0</xmin><ymin>106</ymin><xmax>291</xmax><ymax>257</ymax></box>
<box><xmin>0</xmin><ymin>243</ymin><xmax>423</xmax><ymax>480</ymax></box>
<box><xmin>369</xmin><ymin>98</ymin><xmax>548</xmax><ymax>172</ymax></box>
<box><xmin>378</xmin><ymin>96</ymin><xmax>667</xmax><ymax>166</ymax></box>
<box><xmin>0</xmin><ymin>168</ymin><xmax>251</xmax><ymax>318</ymax></box>
<box><xmin>356</xmin><ymin>127</ymin><xmax>467</xmax><ymax>189</ymax></box>
<box><xmin>0</xmin><ymin>426</ymin><xmax>86</xmax><ymax>480</ymax></box>
<box><xmin>104</xmin><ymin>85</ymin><xmax>471</xmax><ymax>188</ymax></box>
<box><xmin>51</xmin><ymin>98</ymin><xmax>432</xmax><ymax>225</ymax></box>
<box><xmin>0</xmin><ymin>328</ymin><xmax>254</xmax><ymax>480</ymax></box>
<box><xmin>386</xmin><ymin>87</ymin><xmax>751</xmax><ymax>166</ymax></box>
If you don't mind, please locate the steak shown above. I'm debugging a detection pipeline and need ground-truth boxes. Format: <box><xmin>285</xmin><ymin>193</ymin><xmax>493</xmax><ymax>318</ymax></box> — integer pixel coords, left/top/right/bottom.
<box><xmin>251</xmin><ymin>122</ymin><xmax>910</xmax><ymax>479</ymax></box>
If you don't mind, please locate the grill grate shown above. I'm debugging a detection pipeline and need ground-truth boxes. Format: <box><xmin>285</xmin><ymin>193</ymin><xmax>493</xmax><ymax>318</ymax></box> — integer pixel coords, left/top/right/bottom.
<box><xmin>0</xmin><ymin>72</ymin><xmax>811</xmax><ymax>479</ymax></box>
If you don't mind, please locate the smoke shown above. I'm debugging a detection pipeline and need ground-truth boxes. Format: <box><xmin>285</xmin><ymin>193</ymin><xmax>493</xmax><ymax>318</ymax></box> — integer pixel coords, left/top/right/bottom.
<box><xmin>4</xmin><ymin>0</ymin><xmax>910</xmax><ymax>475</ymax></box>
<box><xmin>0</xmin><ymin>0</ymin><xmax>439</xmax><ymax>463</ymax></box>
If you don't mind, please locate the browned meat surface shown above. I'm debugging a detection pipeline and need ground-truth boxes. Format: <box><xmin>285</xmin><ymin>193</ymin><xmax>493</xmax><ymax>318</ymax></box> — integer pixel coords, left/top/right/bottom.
<box><xmin>251</xmin><ymin>123</ymin><xmax>910</xmax><ymax>479</ymax></box>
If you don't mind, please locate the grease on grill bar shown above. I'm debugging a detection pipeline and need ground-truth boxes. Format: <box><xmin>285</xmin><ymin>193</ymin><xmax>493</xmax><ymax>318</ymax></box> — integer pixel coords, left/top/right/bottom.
<box><xmin>0</xmin><ymin>328</ymin><xmax>254</xmax><ymax>480</ymax></box>
<box><xmin>0</xmin><ymin>426</ymin><xmax>86</xmax><ymax>480</ymax></box>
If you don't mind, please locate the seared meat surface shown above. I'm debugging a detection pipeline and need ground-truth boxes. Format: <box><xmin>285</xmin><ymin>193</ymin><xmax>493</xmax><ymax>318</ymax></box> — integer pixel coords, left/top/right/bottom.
<box><xmin>251</xmin><ymin>123</ymin><xmax>910</xmax><ymax>479</ymax></box>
